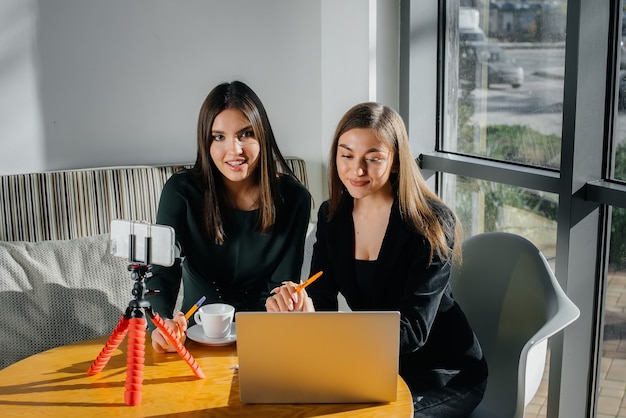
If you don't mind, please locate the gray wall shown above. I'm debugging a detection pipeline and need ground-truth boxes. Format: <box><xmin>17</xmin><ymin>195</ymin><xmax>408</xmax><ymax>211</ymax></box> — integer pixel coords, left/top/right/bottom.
<box><xmin>0</xmin><ymin>0</ymin><xmax>400</xmax><ymax>209</ymax></box>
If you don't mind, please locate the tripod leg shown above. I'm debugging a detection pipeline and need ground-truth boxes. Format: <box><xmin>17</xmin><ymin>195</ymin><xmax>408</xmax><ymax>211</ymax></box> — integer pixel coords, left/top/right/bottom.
<box><xmin>124</xmin><ymin>316</ymin><xmax>146</xmax><ymax>406</ymax></box>
<box><xmin>87</xmin><ymin>314</ymin><xmax>130</xmax><ymax>375</ymax></box>
<box><xmin>148</xmin><ymin>310</ymin><xmax>205</xmax><ymax>378</ymax></box>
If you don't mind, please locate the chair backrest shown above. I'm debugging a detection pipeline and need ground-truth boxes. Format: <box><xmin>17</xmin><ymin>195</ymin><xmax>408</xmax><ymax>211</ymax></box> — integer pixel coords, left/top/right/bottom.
<box><xmin>449</xmin><ymin>232</ymin><xmax>579</xmax><ymax>418</ymax></box>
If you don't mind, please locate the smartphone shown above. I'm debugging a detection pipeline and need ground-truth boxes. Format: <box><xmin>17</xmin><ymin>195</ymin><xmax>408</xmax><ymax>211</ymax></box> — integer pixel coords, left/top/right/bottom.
<box><xmin>109</xmin><ymin>219</ymin><xmax>176</xmax><ymax>267</ymax></box>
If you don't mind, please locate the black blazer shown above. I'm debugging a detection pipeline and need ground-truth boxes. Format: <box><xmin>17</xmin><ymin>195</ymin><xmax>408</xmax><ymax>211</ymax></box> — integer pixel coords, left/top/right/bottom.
<box><xmin>308</xmin><ymin>197</ymin><xmax>488</xmax><ymax>392</ymax></box>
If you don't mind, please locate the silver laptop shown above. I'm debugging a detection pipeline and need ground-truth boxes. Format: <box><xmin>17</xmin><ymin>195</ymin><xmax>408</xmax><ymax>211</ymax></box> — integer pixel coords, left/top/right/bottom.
<box><xmin>235</xmin><ymin>311</ymin><xmax>400</xmax><ymax>404</ymax></box>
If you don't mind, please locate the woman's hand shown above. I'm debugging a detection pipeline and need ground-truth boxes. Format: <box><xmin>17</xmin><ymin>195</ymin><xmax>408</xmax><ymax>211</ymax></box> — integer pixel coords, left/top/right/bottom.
<box><xmin>266</xmin><ymin>281</ymin><xmax>315</xmax><ymax>312</ymax></box>
<box><xmin>151</xmin><ymin>312</ymin><xmax>187</xmax><ymax>353</ymax></box>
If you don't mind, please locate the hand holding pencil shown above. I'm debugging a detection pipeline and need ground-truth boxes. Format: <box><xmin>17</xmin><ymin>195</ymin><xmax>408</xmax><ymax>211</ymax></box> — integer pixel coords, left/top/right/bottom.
<box><xmin>184</xmin><ymin>296</ymin><xmax>206</xmax><ymax>320</ymax></box>
<box><xmin>151</xmin><ymin>312</ymin><xmax>188</xmax><ymax>353</ymax></box>
<box><xmin>295</xmin><ymin>271</ymin><xmax>323</xmax><ymax>293</ymax></box>
<box><xmin>151</xmin><ymin>295</ymin><xmax>205</xmax><ymax>353</ymax></box>
<box><xmin>265</xmin><ymin>271</ymin><xmax>322</xmax><ymax>313</ymax></box>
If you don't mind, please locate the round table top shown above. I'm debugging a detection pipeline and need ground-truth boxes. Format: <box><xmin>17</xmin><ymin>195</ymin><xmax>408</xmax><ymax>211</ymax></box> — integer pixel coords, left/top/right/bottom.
<box><xmin>0</xmin><ymin>334</ymin><xmax>414</xmax><ymax>417</ymax></box>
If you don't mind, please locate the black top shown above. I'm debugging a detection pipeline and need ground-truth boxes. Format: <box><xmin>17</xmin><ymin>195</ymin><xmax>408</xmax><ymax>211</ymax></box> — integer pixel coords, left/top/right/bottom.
<box><xmin>354</xmin><ymin>259</ymin><xmax>377</xmax><ymax>306</ymax></box>
<box><xmin>146</xmin><ymin>170</ymin><xmax>311</xmax><ymax>327</ymax></box>
<box><xmin>307</xmin><ymin>197</ymin><xmax>488</xmax><ymax>392</ymax></box>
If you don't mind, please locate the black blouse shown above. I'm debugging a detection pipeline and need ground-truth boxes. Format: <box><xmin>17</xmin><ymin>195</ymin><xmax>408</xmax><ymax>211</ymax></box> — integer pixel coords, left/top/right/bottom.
<box><xmin>146</xmin><ymin>171</ymin><xmax>311</xmax><ymax>326</ymax></box>
<box><xmin>307</xmin><ymin>197</ymin><xmax>488</xmax><ymax>392</ymax></box>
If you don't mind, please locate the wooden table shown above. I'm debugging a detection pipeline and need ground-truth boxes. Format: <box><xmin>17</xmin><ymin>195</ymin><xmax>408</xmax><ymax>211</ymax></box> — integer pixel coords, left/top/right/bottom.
<box><xmin>0</xmin><ymin>334</ymin><xmax>414</xmax><ymax>417</ymax></box>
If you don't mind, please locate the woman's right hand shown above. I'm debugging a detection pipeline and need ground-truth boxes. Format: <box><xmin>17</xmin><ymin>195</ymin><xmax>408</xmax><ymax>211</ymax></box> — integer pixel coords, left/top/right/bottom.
<box><xmin>265</xmin><ymin>281</ymin><xmax>315</xmax><ymax>312</ymax></box>
<box><xmin>151</xmin><ymin>312</ymin><xmax>187</xmax><ymax>353</ymax></box>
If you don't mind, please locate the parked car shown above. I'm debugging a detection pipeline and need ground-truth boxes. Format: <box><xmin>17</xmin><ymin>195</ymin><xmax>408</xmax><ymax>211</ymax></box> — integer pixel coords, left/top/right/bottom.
<box><xmin>460</xmin><ymin>42</ymin><xmax>524</xmax><ymax>89</ymax></box>
<box><xmin>460</xmin><ymin>27</ymin><xmax>487</xmax><ymax>44</ymax></box>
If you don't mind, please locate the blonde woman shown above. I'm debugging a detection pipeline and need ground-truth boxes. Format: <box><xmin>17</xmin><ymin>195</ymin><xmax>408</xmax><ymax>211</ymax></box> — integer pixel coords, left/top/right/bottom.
<box><xmin>267</xmin><ymin>102</ymin><xmax>487</xmax><ymax>417</ymax></box>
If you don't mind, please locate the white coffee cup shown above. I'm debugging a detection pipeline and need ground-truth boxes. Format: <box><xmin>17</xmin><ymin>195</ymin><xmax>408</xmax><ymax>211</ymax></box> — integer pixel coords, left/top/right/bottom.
<box><xmin>193</xmin><ymin>303</ymin><xmax>235</xmax><ymax>339</ymax></box>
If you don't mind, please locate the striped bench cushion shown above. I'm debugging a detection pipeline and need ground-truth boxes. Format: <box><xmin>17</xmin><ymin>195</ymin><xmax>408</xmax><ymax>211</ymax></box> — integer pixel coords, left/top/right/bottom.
<box><xmin>0</xmin><ymin>158</ymin><xmax>307</xmax><ymax>242</ymax></box>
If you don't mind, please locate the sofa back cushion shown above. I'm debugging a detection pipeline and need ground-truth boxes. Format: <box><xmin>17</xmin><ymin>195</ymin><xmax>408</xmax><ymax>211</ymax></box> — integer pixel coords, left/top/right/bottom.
<box><xmin>0</xmin><ymin>234</ymin><xmax>129</xmax><ymax>370</ymax></box>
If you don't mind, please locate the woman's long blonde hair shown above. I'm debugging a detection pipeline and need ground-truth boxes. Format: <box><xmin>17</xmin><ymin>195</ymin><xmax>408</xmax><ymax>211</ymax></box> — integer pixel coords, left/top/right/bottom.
<box><xmin>327</xmin><ymin>102</ymin><xmax>462</xmax><ymax>265</ymax></box>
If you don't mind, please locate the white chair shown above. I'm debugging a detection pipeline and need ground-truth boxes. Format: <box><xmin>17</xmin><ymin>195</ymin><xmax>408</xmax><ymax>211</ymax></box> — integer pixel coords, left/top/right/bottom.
<box><xmin>449</xmin><ymin>232</ymin><xmax>580</xmax><ymax>418</ymax></box>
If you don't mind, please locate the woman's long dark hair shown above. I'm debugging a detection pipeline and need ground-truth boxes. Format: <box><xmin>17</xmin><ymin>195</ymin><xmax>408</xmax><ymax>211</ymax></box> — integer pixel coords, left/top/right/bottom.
<box><xmin>191</xmin><ymin>81</ymin><xmax>298</xmax><ymax>244</ymax></box>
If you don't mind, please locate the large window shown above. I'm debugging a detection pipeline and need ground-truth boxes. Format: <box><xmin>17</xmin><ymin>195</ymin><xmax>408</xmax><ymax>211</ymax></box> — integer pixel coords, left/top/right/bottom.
<box><xmin>403</xmin><ymin>1</ymin><xmax>626</xmax><ymax>416</ymax></box>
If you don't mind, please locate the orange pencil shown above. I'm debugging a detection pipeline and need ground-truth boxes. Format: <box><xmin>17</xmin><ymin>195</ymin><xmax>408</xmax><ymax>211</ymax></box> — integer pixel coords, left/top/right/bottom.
<box><xmin>295</xmin><ymin>271</ymin><xmax>323</xmax><ymax>293</ymax></box>
<box><xmin>184</xmin><ymin>296</ymin><xmax>206</xmax><ymax>320</ymax></box>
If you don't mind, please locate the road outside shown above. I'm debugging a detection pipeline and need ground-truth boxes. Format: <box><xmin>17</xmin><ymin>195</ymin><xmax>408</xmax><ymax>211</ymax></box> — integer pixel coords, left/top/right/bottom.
<box><xmin>466</xmin><ymin>43</ymin><xmax>626</xmax><ymax>145</ymax></box>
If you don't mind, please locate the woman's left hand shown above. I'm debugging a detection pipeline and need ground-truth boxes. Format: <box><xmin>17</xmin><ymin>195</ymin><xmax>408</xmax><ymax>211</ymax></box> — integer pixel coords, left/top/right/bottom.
<box><xmin>265</xmin><ymin>281</ymin><xmax>315</xmax><ymax>312</ymax></box>
<box><xmin>151</xmin><ymin>312</ymin><xmax>187</xmax><ymax>353</ymax></box>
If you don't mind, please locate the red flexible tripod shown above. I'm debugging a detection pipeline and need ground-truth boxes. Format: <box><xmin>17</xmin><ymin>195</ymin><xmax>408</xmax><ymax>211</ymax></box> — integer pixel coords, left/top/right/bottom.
<box><xmin>87</xmin><ymin>234</ymin><xmax>204</xmax><ymax>406</ymax></box>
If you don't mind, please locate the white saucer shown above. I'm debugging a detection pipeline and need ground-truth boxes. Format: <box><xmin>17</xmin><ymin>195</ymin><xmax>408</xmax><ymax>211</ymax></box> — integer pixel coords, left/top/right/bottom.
<box><xmin>187</xmin><ymin>323</ymin><xmax>237</xmax><ymax>346</ymax></box>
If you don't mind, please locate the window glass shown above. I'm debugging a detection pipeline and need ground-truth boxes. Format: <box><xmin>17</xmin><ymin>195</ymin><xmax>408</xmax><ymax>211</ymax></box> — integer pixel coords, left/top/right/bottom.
<box><xmin>598</xmin><ymin>208</ymin><xmax>626</xmax><ymax>417</ymax></box>
<box><xmin>442</xmin><ymin>174</ymin><xmax>557</xmax><ymax>258</ymax></box>
<box><xmin>450</xmin><ymin>3</ymin><xmax>567</xmax><ymax>169</ymax></box>
<box><xmin>615</xmin><ymin>96</ymin><xmax>626</xmax><ymax>181</ymax></box>
<box><xmin>617</xmin><ymin>10</ymin><xmax>626</xmax><ymax>182</ymax></box>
